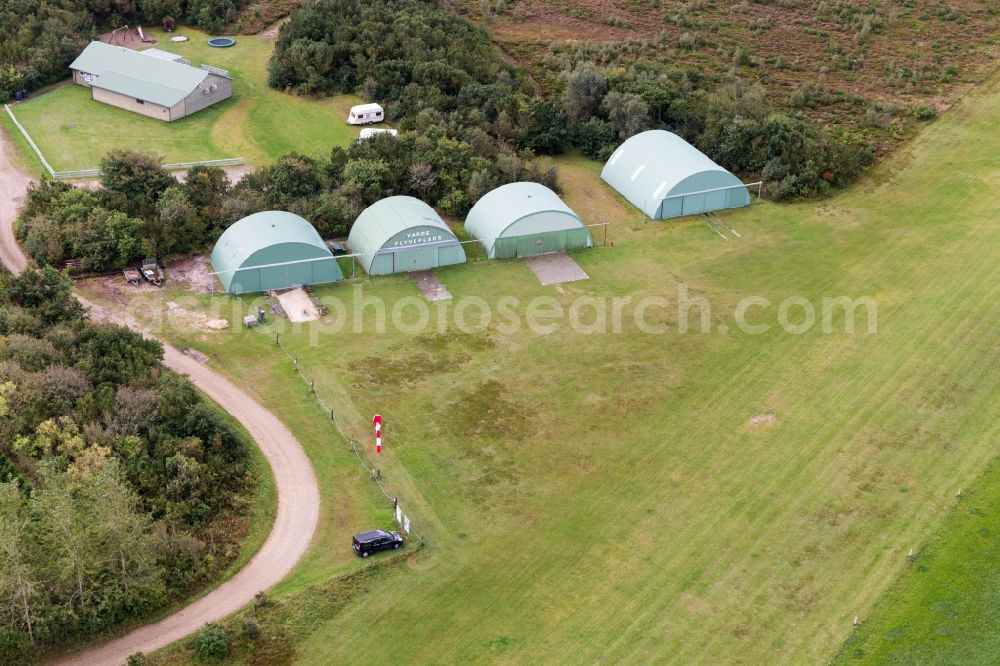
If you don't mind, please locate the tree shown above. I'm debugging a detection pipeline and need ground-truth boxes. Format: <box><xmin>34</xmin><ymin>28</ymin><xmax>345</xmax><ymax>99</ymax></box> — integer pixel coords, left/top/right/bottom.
<box><xmin>151</xmin><ymin>186</ymin><xmax>203</xmax><ymax>255</ymax></box>
<box><xmin>183</xmin><ymin>166</ymin><xmax>229</xmax><ymax>220</ymax></box>
<box><xmin>0</xmin><ymin>483</ymin><xmax>41</xmax><ymax>645</ymax></box>
<box><xmin>99</xmin><ymin>150</ymin><xmax>174</xmax><ymax>219</ymax></box>
<box><xmin>573</xmin><ymin>118</ymin><xmax>616</xmax><ymax>160</ymax></box>
<box><xmin>33</xmin><ymin>465</ymin><xmax>101</xmax><ymax>612</ymax></box>
<box><xmin>5</xmin><ymin>268</ymin><xmax>83</xmax><ymax>325</ymax></box>
<box><xmin>562</xmin><ymin>65</ymin><xmax>607</xmax><ymax>122</ymax></box>
<box><xmin>260</xmin><ymin>154</ymin><xmax>322</xmax><ymax>208</ymax></box>
<box><xmin>0</xmin><ymin>382</ymin><xmax>12</xmax><ymax>418</ymax></box>
<box><xmin>523</xmin><ymin>98</ymin><xmax>569</xmax><ymax>155</ymax></box>
<box><xmin>85</xmin><ymin>464</ymin><xmax>161</xmax><ymax>605</ymax></box>
<box><xmin>406</xmin><ymin>163</ymin><xmax>437</xmax><ymax>199</ymax></box>
<box><xmin>601</xmin><ymin>91</ymin><xmax>651</xmax><ymax>140</ymax></box>
<box><xmin>74</xmin><ymin>210</ymin><xmax>145</xmax><ymax>271</ymax></box>
<box><xmin>76</xmin><ymin>325</ymin><xmax>164</xmax><ymax>388</ymax></box>
<box><xmin>342</xmin><ymin>158</ymin><xmax>392</xmax><ymax>202</ymax></box>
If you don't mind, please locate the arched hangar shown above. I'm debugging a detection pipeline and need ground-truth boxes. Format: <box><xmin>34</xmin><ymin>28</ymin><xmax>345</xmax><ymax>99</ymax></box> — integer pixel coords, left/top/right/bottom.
<box><xmin>464</xmin><ymin>182</ymin><xmax>593</xmax><ymax>259</ymax></box>
<box><xmin>348</xmin><ymin>196</ymin><xmax>466</xmax><ymax>275</ymax></box>
<box><xmin>601</xmin><ymin>130</ymin><xmax>751</xmax><ymax>219</ymax></box>
<box><xmin>211</xmin><ymin>211</ymin><xmax>342</xmax><ymax>294</ymax></box>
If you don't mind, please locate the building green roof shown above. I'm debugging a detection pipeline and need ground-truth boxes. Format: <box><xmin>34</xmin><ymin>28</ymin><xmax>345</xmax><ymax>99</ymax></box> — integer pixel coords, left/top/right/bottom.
<box><xmin>464</xmin><ymin>182</ymin><xmax>589</xmax><ymax>257</ymax></box>
<box><xmin>601</xmin><ymin>130</ymin><xmax>749</xmax><ymax>219</ymax></box>
<box><xmin>70</xmin><ymin>41</ymin><xmax>208</xmax><ymax>107</ymax></box>
<box><xmin>348</xmin><ymin>196</ymin><xmax>463</xmax><ymax>273</ymax></box>
<box><xmin>211</xmin><ymin>211</ymin><xmax>340</xmax><ymax>293</ymax></box>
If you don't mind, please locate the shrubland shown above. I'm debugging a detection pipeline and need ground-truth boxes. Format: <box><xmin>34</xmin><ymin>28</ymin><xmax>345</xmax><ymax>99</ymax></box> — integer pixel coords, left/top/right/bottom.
<box><xmin>0</xmin><ymin>267</ymin><xmax>256</xmax><ymax>661</ymax></box>
<box><xmin>269</xmin><ymin>0</ymin><xmax>873</xmax><ymax>199</ymax></box>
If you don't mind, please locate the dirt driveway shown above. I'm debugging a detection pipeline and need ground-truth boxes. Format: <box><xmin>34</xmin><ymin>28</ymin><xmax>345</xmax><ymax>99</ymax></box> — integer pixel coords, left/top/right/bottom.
<box><xmin>0</xmin><ymin>130</ymin><xmax>321</xmax><ymax>665</ymax></box>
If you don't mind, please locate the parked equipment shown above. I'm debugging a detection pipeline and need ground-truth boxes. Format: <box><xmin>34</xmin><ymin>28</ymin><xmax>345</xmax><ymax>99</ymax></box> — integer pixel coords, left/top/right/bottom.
<box><xmin>123</xmin><ymin>268</ymin><xmax>142</xmax><ymax>286</ymax></box>
<box><xmin>243</xmin><ymin>307</ymin><xmax>266</xmax><ymax>328</ymax></box>
<box><xmin>140</xmin><ymin>259</ymin><xmax>164</xmax><ymax>286</ymax></box>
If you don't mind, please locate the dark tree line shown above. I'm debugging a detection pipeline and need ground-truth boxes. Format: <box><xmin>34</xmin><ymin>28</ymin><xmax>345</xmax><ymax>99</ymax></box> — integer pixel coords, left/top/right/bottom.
<box><xmin>0</xmin><ymin>0</ymin><xmax>250</xmax><ymax>102</ymax></box>
<box><xmin>17</xmin><ymin>150</ymin><xmax>229</xmax><ymax>271</ymax></box>
<box><xmin>0</xmin><ymin>267</ymin><xmax>255</xmax><ymax>659</ymax></box>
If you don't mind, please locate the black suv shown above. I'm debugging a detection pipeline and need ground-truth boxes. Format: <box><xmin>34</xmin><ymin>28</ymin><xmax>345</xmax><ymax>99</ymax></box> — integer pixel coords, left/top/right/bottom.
<box><xmin>352</xmin><ymin>529</ymin><xmax>404</xmax><ymax>557</ymax></box>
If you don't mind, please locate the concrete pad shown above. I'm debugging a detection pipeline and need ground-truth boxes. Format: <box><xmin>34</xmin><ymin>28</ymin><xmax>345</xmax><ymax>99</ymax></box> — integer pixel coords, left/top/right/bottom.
<box><xmin>524</xmin><ymin>253</ymin><xmax>589</xmax><ymax>286</ymax></box>
<box><xmin>413</xmin><ymin>270</ymin><xmax>452</xmax><ymax>301</ymax></box>
<box><xmin>275</xmin><ymin>287</ymin><xmax>320</xmax><ymax>322</ymax></box>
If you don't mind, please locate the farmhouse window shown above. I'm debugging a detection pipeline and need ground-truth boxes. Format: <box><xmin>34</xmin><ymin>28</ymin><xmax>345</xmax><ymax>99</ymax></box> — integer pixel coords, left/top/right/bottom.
<box><xmin>136</xmin><ymin>99</ymin><xmax>144</xmax><ymax>104</ymax></box>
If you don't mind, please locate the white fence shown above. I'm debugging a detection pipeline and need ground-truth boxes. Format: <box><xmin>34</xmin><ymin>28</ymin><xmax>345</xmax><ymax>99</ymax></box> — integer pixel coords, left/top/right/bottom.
<box><xmin>4</xmin><ymin>104</ymin><xmax>243</xmax><ymax>179</ymax></box>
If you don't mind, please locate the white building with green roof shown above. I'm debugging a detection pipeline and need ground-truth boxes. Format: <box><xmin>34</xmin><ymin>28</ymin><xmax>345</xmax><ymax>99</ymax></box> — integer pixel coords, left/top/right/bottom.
<box><xmin>69</xmin><ymin>41</ymin><xmax>232</xmax><ymax>121</ymax></box>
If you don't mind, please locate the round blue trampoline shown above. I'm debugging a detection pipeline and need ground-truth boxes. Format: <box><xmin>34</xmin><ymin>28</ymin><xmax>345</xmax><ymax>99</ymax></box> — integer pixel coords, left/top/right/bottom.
<box><xmin>207</xmin><ymin>37</ymin><xmax>236</xmax><ymax>47</ymax></box>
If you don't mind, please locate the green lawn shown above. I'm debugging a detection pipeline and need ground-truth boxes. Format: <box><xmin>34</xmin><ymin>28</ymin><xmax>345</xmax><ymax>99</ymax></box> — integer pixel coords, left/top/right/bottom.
<box><xmin>80</xmin><ymin>65</ymin><xmax>1000</xmax><ymax>664</ymax></box>
<box><xmin>833</xmin><ymin>459</ymin><xmax>1000</xmax><ymax>665</ymax></box>
<box><xmin>7</xmin><ymin>26</ymin><xmax>361</xmax><ymax>171</ymax></box>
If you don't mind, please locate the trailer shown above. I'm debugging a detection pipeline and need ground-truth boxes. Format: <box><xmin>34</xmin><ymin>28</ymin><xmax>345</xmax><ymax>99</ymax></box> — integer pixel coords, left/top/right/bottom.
<box><xmin>347</xmin><ymin>103</ymin><xmax>385</xmax><ymax>125</ymax></box>
<box><xmin>140</xmin><ymin>259</ymin><xmax>164</xmax><ymax>286</ymax></box>
<box><xmin>123</xmin><ymin>268</ymin><xmax>142</xmax><ymax>286</ymax></box>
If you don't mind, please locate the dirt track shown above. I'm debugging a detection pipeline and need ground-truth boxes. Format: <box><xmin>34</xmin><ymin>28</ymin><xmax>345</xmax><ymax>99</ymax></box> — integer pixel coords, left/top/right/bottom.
<box><xmin>0</xmin><ymin>131</ymin><xmax>321</xmax><ymax>665</ymax></box>
<box><xmin>0</xmin><ymin>134</ymin><xmax>29</xmax><ymax>275</ymax></box>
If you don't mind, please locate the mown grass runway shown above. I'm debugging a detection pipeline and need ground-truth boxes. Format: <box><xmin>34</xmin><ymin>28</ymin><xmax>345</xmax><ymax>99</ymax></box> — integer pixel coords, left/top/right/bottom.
<box><xmin>6</xmin><ymin>26</ymin><xmax>360</xmax><ymax>171</ymax></box>
<box><xmin>83</xmin><ymin>66</ymin><xmax>1000</xmax><ymax>664</ymax></box>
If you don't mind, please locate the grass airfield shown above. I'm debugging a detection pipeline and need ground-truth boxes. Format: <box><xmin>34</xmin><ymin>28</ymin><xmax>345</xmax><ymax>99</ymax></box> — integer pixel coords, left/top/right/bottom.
<box><xmin>64</xmin><ymin>63</ymin><xmax>1000</xmax><ymax>666</ymax></box>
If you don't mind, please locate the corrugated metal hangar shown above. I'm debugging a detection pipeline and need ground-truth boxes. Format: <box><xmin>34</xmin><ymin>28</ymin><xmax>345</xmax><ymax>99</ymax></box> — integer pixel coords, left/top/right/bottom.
<box><xmin>348</xmin><ymin>196</ymin><xmax>466</xmax><ymax>275</ymax></box>
<box><xmin>211</xmin><ymin>211</ymin><xmax>342</xmax><ymax>294</ymax></box>
<box><xmin>601</xmin><ymin>130</ymin><xmax>750</xmax><ymax>219</ymax></box>
<box><xmin>464</xmin><ymin>182</ymin><xmax>593</xmax><ymax>259</ymax></box>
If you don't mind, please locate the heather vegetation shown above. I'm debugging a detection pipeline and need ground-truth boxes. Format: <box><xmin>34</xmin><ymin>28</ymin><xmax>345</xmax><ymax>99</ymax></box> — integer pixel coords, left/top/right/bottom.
<box><xmin>269</xmin><ymin>0</ymin><xmax>873</xmax><ymax>200</ymax></box>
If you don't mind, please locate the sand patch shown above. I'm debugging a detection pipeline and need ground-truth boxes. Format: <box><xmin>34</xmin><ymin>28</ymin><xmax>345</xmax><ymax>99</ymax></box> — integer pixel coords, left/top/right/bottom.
<box><xmin>747</xmin><ymin>413</ymin><xmax>778</xmax><ymax>427</ymax></box>
<box><xmin>274</xmin><ymin>287</ymin><xmax>320</xmax><ymax>322</ymax></box>
<box><xmin>168</xmin><ymin>255</ymin><xmax>218</xmax><ymax>293</ymax></box>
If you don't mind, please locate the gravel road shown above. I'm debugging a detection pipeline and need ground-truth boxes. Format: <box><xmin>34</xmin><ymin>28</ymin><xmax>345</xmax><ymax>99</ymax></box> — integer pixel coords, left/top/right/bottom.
<box><xmin>0</xmin><ymin>131</ymin><xmax>321</xmax><ymax>665</ymax></box>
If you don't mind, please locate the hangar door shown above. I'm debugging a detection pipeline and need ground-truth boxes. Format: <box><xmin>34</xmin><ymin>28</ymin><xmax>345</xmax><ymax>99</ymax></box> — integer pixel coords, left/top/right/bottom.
<box><xmin>392</xmin><ymin>247</ymin><xmax>438</xmax><ymax>272</ymax></box>
<box><xmin>493</xmin><ymin>228</ymin><xmax>592</xmax><ymax>258</ymax></box>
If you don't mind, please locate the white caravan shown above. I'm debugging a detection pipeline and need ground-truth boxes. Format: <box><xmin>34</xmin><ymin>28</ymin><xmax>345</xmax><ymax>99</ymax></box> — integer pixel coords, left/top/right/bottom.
<box><xmin>347</xmin><ymin>103</ymin><xmax>385</xmax><ymax>125</ymax></box>
<box><xmin>358</xmin><ymin>128</ymin><xmax>399</xmax><ymax>140</ymax></box>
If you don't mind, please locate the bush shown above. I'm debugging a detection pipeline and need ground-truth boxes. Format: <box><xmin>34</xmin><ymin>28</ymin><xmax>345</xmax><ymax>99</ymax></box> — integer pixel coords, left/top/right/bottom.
<box><xmin>915</xmin><ymin>104</ymin><xmax>937</xmax><ymax>121</ymax></box>
<box><xmin>243</xmin><ymin>618</ymin><xmax>260</xmax><ymax>638</ymax></box>
<box><xmin>573</xmin><ymin>118</ymin><xmax>616</xmax><ymax>160</ymax></box>
<box><xmin>192</xmin><ymin>624</ymin><xmax>229</xmax><ymax>661</ymax></box>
